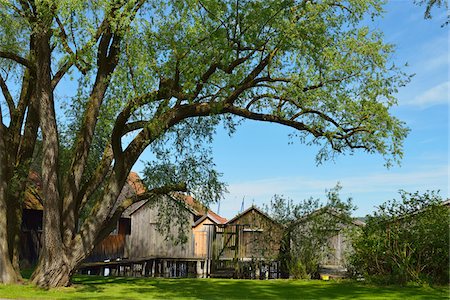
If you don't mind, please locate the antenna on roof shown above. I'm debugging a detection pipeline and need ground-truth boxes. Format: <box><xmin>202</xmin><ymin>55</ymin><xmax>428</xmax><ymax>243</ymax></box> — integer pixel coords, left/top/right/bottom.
<box><xmin>240</xmin><ymin>197</ymin><xmax>245</xmax><ymax>213</ymax></box>
<box><xmin>217</xmin><ymin>199</ymin><xmax>221</xmax><ymax>215</ymax></box>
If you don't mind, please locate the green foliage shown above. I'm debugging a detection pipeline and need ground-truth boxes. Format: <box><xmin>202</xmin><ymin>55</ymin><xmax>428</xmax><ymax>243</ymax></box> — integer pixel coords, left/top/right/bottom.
<box><xmin>43</xmin><ymin>0</ymin><xmax>409</xmax><ymax>167</ymax></box>
<box><xmin>350</xmin><ymin>191</ymin><xmax>450</xmax><ymax>284</ymax></box>
<box><xmin>1</xmin><ymin>0</ymin><xmax>411</xmax><ymax>201</ymax></box>
<box><xmin>266</xmin><ymin>184</ymin><xmax>356</xmax><ymax>278</ymax></box>
<box><xmin>289</xmin><ymin>259</ymin><xmax>309</xmax><ymax>280</ymax></box>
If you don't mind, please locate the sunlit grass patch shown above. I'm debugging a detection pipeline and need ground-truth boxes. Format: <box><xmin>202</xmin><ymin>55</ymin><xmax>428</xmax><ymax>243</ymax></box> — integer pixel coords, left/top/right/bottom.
<box><xmin>0</xmin><ymin>275</ymin><xmax>448</xmax><ymax>299</ymax></box>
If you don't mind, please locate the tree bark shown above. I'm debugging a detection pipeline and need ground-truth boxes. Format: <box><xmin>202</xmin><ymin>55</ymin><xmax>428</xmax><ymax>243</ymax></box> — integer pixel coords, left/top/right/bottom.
<box><xmin>6</xmin><ymin>196</ymin><xmax>22</xmax><ymax>279</ymax></box>
<box><xmin>0</xmin><ymin>107</ymin><xmax>18</xmax><ymax>284</ymax></box>
<box><xmin>30</xmin><ymin>24</ymin><xmax>68</xmax><ymax>288</ymax></box>
<box><xmin>0</xmin><ymin>191</ymin><xmax>18</xmax><ymax>284</ymax></box>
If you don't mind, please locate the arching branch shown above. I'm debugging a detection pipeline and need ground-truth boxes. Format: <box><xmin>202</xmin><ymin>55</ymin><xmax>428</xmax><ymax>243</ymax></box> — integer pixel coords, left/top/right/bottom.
<box><xmin>0</xmin><ymin>51</ymin><xmax>34</xmax><ymax>70</ymax></box>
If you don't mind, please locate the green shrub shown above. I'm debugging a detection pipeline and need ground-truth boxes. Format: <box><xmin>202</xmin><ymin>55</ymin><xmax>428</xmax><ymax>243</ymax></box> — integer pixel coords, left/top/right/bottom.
<box><xmin>289</xmin><ymin>259</ymin><xmax>310</xmax><ymax>279</ymax></box>
<box><xmin>350</xmin><ymin>191</ymin><xmax>449</xmax><ymax>284</ymax></box>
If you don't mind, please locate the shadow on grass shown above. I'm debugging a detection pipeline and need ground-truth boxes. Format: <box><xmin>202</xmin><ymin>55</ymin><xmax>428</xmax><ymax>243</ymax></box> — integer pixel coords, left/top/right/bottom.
<box><xmin>69</xmin><ymin>276</ymin><xmax>449</xmax><ymax>300</ymax></box>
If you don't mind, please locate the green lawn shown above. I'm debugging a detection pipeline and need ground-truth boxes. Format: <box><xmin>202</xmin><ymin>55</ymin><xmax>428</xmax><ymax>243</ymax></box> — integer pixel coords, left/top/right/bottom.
<box><xmin>0</xmin><ymin>276</ymin><xmax>448</xmax><ymax>300</ymax></box>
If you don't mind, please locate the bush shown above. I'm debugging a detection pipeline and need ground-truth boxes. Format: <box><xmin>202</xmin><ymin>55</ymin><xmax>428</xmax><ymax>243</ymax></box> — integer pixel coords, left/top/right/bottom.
<box><xmin>289</xmin><ymin>259</ymin><xmax>309</xmax><ymax>279</ymax></box>
<box><xmin>350</xmin><ymin>191</ymin><xmax>449</xmax><ymax>284</ymax></box>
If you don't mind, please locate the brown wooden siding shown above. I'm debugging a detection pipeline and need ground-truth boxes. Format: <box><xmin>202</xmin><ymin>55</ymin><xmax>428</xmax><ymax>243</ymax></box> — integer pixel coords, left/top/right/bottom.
<box><xmin>87</xmin><ymin>218</ymin><xmax>131</xmax><ymax>262</ymax></box>
<box><xmin>221</xmin><ymin>209</ymin><xmax>284</xmax><ymax>260</ymax></box>
<box><xmin>128</xmin><ymin>196</ymin><xmax>195</xmax><ymax>259</ymax></box>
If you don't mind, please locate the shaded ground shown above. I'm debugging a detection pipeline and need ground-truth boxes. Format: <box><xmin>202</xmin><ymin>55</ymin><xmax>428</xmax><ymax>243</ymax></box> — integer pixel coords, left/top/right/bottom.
<box><xmin>0</xmin><ymin>276</ymin><xmax>448</xmax><ymax>299</ymax></box>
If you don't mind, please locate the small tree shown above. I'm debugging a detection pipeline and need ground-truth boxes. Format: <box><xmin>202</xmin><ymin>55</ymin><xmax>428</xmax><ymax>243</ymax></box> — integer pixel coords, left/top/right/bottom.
<box><xmin>267</xmin><ymin>184</ymin><xmax>356</xmax><ymax>278</ymax></box>
<box><xmin>350</xmin><ymin>191</ymin><xmax>449</xmax><ymax>284</ymax></box>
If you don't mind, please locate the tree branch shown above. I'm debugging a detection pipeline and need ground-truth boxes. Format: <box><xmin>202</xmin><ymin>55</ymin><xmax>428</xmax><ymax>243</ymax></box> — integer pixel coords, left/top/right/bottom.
<box><xmin>225</xmin><ymin>48</ymin><xmax>279</xmax><ymax>104</ymax></box>
<box><xmin>111</xmin><ymin>91</ymin><xmax>160</xmax><ymax>159</ymax></box>
<box><xmin>54</xmin><ymin>15</ymin><xmax>89</xmax><ymax>76</ymax></box>
<box><xmin>0</xmin><ymin>74</ymin><xmax>15</xmax><ymax>116</ymax></box>
<box><xmin>0</xmin><ymin>51</ymin><xmax>34</xmax><ymax>70</ymax></box>
<box><xmin>77</xmin><ymin>144</ymin><xmax>114</xmax><ymax>212</ymax></box>
<box><xmin>224</xmin><ymin>104</ymin><xmax>324</xmax><ymax>137</ymax></box>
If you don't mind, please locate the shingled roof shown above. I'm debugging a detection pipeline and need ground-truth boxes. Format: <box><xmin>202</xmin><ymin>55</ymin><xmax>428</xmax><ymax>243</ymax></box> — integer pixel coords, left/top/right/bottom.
<box><xmin>172</xmin><ymin>193</ymin><xmax>227</xmax><ymax>224</ymax></box>
<box><xmin>23</xmin><ymin>171</ymin><xmax>147</xmax><ymax>213</ymax></box>
<box><xmin>23</xmin><ymin>171</ymin><xmax>44</xmax><ymax>210</ymax></box>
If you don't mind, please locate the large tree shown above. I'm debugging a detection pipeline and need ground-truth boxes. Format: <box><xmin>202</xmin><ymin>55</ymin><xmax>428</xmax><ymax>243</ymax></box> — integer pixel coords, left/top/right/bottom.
<box><xmin>0</xmin><ymin>0</ymin><xmax>408</xmax><ymax>288</ymax></box>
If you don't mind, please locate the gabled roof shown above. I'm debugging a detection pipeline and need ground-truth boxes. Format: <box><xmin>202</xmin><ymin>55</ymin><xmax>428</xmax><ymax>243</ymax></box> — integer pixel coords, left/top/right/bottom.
<box><xmin>23</xmin><ymin>171</ymin><xmax>147</xmax><ymax>214</ymax></box>
<box><xmin>193</xmin><ymin>212</ymin><xmax>227</xmax><ymax>227</ymax></box>
<box><xmin>290</xmin><ymin>206</ymin><xmax>365</xmax><ymax>227</ymax></box>
<box><xmin>171</xmin><ymin>193</ymin><xmax>227</xmax><ymax>223</ymax></box>
<box><xmin>113</xmin><ymin>172</ymin><xmax>148</xmax><ymax>218</ymax></box>
<box><xmin>227</xmin><ymin>205</ymin><xmax>278</xmax><ymax>225</ymax></box>
<box><xmin>122</xmin><ymin>199</ymin><xmax>147</xmax><ymax>218</ymax></box>
<box><xmin>125</xmin><ymin>192</ymin><xmax>228</xmax><ymax>224</ymax></box>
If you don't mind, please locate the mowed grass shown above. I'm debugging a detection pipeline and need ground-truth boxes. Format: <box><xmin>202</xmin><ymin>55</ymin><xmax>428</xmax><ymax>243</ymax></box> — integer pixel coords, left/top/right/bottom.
<box><xmin>0</xmin><ymin>275</ymin><xmax>448</xmax><ymax>300</ymax></box>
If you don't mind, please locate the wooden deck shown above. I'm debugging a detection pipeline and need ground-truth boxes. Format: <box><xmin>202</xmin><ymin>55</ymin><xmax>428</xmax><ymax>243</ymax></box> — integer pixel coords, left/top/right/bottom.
<box><xmin>78</xmin><ymin>256</ymin><xmax>210</xmax><ymax>278</ymax></box>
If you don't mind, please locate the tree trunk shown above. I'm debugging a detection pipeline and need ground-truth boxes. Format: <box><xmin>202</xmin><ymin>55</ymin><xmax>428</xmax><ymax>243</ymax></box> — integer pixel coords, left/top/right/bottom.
<box><xmin>0</xmin><ymin>110</ymin><xmax>18</xmax><ymax>284</ymax></box>
<box><xmin>31</xmin><ymin>249</ymin><xmax>74</xmax><ymax>288</ymax></box>
<box><xmin>7</xmin><ymin>198</ymin><xmax>23</xmax><ymax>280</ymax></box>
<box><xmin>0</xmin><ymin>187</ymin><xmax>18</xmax><ymax>284</ymax></box>
<box><xmin>30</xmin><ymin>23</ymin><xmax>67</xmax><ymax>288</ymax></box>
<box><xmin>0</xmin><ymin>199</ymin><xmax>18</xmax><ymax>284</ymax></box>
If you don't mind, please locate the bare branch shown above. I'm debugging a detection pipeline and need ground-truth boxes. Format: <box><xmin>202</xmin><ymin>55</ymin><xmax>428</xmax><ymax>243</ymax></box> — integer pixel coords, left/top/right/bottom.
<box><xmin>51</xmin><ymin>18</ymin><xmax>109</xmax><ymax>89</ymax></box>
<box><xmin>121</xmin><ymin>121</ymin><xmax>148</xmax><ymax>135</ymax></box>
<box><xmin>112</xmin><ymin>91</ymin><xmax>160</xmax><ymax>159</ymax></box>
<box><xmin>54</xmin><ymin>15</ymin><xmax>89</xmax><ymax>76</ymax></box>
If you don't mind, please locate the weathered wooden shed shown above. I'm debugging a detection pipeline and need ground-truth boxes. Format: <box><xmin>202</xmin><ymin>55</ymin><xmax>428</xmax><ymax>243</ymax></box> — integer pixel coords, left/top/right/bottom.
<box><xmin>126</xmin><ymin>194</ymin><xmax>197</xmax><ymax>259</ymax></box>
<box><xmin>209</xmin><ymin>206</ymin><xmax>284</xmax><ymax>278</ymax></box>
<box><xmin>192</xmin><ymin>212</ymin><xmax>227</xmax><ymax>258</ymax></box>
<box><xmin>225</xmin><ymin>206</ymin><xmax>284</xmax><ymax>260</ymax></box>
<box><xmin>84</xmin><ymin>193</ymin><xmax>226</xmax><ymax>277</ymax></box>
<box><xmin>289</xmin><ymin>208</ymin><xmax>366</xmax><ymax>278</ymax></box>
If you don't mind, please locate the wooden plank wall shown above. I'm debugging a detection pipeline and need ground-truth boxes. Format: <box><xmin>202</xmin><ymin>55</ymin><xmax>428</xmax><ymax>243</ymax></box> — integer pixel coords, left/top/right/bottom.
<box><xmin>128</xmin><ymin>197</ymin><xmax>195</xmax><ymax>259</ymax></box>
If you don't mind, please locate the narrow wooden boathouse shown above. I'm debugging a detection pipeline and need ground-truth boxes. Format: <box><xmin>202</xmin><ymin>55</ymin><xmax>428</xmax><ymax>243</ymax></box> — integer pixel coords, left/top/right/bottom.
<box><xmin>80</xmin><ymin>180</ymin><xmax>229</xmax><ymax>278</ymax></box>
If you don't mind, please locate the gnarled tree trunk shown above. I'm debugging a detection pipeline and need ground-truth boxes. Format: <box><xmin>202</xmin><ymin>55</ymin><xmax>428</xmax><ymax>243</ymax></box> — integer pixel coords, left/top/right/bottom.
<box><xmin>30</xmin><ymin>22</ymin><xmax>67</xmax><ymax>288</ymax></box>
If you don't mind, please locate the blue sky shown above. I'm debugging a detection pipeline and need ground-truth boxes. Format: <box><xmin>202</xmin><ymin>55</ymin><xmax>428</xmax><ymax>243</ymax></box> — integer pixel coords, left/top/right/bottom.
<box><xmin>172</xmin><ymin>2</ymin><xmax>449</xmax><ymax>219</ymax></box>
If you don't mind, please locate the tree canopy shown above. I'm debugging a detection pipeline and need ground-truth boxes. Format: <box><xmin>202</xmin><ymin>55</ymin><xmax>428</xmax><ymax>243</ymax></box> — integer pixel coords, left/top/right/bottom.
<box><xmin>0</xmin><ymin>0</ymin><xmax>409</xmax><ymax>287</ymax></box>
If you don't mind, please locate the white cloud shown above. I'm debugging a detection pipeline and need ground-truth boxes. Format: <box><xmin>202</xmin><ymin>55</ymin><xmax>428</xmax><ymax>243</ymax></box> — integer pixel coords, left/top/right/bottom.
<box><xmin>227</xmin><ymin>166</ymin><xmax>448</xmax><ymax>198</ymax></box>
<box><xmin>408</xmin><ymin>81</ymin><xmax>449</xmax><ymax>107</ymax></box>
<box><xmin>421</xmin><ymin>53</ymin><xmax>449</xmax><ymax>72</ymax></box>
<box><xmin>217</xmin><ymin>166</ymin><xmax>449</xmax><ymax>218</ymax></box>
